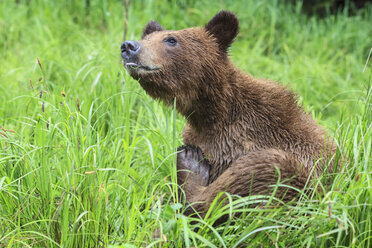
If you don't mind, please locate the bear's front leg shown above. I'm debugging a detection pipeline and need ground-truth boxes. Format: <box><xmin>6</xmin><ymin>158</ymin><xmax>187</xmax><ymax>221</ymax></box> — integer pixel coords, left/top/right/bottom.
<box><xmin>177</xmin><ymin>145</ymin><xmax>210</xmax><ymax>203</ymax></box>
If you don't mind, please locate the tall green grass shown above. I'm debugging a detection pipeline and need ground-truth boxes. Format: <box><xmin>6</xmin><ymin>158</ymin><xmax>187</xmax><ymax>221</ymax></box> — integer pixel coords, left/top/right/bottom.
<box><xmin>0</xmin><ymin>0</ymin><xmax>371</xmax><ymax>247</ymax></box>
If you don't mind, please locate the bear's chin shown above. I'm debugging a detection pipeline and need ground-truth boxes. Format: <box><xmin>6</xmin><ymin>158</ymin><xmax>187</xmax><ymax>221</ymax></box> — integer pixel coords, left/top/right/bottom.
<box><xmin>126</xmin><ymin>66</ymin><xmax>160</xmax><ymax>80</ymax></box>
<box><xmin>127</xmin><ymin>69</ymin><xmax>155</xmax><ymax>82</ymax></box>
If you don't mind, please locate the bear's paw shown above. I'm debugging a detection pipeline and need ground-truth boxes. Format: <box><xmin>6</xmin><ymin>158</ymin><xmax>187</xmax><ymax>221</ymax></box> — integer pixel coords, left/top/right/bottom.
<box><xmin>177</xmin><ymin>145</ymin><xmax>210</xmax><ymax>187</ymax></box>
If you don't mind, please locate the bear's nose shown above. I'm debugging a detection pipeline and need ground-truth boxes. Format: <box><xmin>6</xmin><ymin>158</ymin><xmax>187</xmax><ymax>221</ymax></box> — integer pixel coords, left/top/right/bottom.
<box><xmin>121</xmin><ymin>41</ymin><xmax>140</xmax><ymax>59</ymax></box>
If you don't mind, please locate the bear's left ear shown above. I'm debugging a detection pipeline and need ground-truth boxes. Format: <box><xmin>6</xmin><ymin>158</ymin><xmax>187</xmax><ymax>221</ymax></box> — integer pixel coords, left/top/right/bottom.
<box><xmin>205</xmin><ymin>11</ymin><xmax>239</xmax><ymax>53</ymax></box>
<box><xmin>142</xmin><ymin>21</ymin><xmax>164</xmax><ymax>38</ymax></box>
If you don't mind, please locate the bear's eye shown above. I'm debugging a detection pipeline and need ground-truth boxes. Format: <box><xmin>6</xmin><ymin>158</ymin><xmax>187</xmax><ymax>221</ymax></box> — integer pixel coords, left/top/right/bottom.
<box><xmin>164</xmin><ymin>37</ymin><xmax>178</xmax><ymax>46</ymax></box>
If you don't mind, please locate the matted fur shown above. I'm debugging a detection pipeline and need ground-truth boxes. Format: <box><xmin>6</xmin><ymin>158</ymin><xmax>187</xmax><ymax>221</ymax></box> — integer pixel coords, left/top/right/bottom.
<box><xmin>121</xmin><ymin>11</ymin><xmax>339</xmax><ymax>217</ymax></box>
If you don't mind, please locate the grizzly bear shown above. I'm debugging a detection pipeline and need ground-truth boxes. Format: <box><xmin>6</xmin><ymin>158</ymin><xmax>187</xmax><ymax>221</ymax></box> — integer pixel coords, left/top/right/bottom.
<box><xmin>121</xmin><ymin>11</ymin><xmax>338</xmax><ymax>216</ymax></box>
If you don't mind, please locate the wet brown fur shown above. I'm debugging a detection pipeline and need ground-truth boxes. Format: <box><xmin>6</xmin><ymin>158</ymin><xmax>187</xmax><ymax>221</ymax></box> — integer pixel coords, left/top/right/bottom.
<box><xmin>122</xmin><ymin>11</ymin><xmax>338</xmax><ymax>217</ymax></box>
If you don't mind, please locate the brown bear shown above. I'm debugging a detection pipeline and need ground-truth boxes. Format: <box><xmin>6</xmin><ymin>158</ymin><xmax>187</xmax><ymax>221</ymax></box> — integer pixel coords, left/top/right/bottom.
<box><xmin>121</xmin><ymin>11</ymin><xmax>338</xmax><ymax>216</ymax></box>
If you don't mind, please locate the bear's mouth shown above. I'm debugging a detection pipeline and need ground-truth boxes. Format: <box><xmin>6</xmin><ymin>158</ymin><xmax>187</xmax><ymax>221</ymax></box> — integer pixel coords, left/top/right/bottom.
<box><xmin>124</xmin><ymin>62</ymin><xmax>160</xmax><ymax>72</ymax></box>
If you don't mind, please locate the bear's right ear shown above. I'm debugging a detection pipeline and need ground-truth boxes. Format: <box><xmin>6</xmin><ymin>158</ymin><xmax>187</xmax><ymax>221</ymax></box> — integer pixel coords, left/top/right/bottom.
<box><xmin>142</xmin><ymin>21</ymin><xmax>164</xmax><ymax>38</ymax></box>
<box><xmin>205</xmin><ymin>11</ymin><xmax>239</xmax><ymax>54</ymax></box>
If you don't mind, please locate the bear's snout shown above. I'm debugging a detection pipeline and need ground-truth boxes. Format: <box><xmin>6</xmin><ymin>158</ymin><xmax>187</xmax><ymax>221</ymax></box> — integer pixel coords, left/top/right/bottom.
<box><xmin>121</xmin><ymin>40</ymin><xmax>140</xmax><ymax>61</ymax></box>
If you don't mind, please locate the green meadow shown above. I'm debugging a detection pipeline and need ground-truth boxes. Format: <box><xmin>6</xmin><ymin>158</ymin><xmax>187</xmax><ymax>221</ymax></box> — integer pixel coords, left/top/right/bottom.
<box><xmin>0</xmin><ymin>0</ymin><xmax>371</xmax><ymax>247</ymax></box>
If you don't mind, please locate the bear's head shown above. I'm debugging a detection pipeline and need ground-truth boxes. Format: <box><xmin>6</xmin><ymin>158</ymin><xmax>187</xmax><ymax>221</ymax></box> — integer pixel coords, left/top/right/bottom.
<box><xmin>121</xmin><ymin>11</ymin><xmax>239</xmax><ymax>116</ymax></box>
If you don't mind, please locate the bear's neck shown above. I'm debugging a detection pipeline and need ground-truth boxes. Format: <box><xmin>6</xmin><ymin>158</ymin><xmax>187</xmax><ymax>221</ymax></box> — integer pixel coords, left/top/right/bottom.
<box><xmin>185</xmin><ymin>95</ymin><xmax>232</xmax><ymax>131</ymax></box>
<box><xmin>181</xmin><ymin>69</ymin><xmax>237</xmax><ymax>132</ymax></box>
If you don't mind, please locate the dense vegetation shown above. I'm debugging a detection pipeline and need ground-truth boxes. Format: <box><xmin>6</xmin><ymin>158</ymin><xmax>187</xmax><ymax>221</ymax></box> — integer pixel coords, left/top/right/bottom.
<box><xmin>0</xmin><ymin>0</ymin><xmax>371</xmax><ymax>247</ymax></box>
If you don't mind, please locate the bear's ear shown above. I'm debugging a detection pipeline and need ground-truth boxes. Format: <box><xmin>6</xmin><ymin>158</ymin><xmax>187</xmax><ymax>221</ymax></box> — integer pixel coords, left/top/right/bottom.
<box><xmin>205</xmin><ymin>11</ymin><xmax>239</xmax><ymax>53</ymax></box>
<box><xmin>142</xmin><ymin>21</ymin><xmax>164</xmax><ymax>38</ymax></box>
